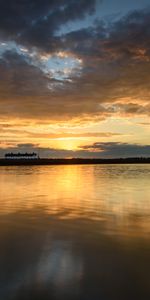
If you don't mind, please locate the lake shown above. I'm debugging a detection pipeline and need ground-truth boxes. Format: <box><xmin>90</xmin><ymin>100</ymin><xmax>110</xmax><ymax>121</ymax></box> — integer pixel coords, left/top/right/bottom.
<box><xmin>0</xmin><ymin>164</ymin><xmax>150</xmax><ymax>300</ymax></box>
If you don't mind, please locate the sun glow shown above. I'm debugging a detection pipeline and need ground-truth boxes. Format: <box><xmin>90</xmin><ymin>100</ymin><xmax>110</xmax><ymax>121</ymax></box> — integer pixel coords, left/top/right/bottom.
<box><xmin>56</xmin><ymin>138</ymin><xmax>82</xmax><ymax>151</ymax></box>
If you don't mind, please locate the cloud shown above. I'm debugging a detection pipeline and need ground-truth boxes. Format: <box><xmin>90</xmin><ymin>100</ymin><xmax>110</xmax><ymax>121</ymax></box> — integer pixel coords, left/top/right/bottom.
<box><xmin>0</xmin><ymin>127</ymin><xmax>123</xmax><ymax>140</ymax></box>
<box><xmin>60</xmin><ymin>8</ymin><xmax>150</xmax><ymax>112</ymax></box>
<box><xmin>0</xmin><ymin>0</ymin><xmax>96</xmax><ymax>52</ymax></box>
<box><xmin>0</xmin><ymin>49</ymin><xmax>110</xmax><ymax>121</ymax></box>
<box><xmin>31</xmin><ymin>131</ymin><xmax>123</xmax><ymax>139</ymax></box>
<box><xmin>81</xmin><ymin>142</ymin><xmax>150</xmax><ymax>157</ymax></box>
<box><xmin>0</xmin><ymin>142</ymin><xmax>150</xmax><ymax>158</ymax></box>
<box><xmin>0</xmin><ymin>5</ymin><xmax>150</xmax><ymax>123</ymax></box>
<box><xmin>138</xmin><ymin>122</ymin><xmax>150</xmax><ymax>126</ymax></box>
<box><xmin>0</xmin><ymin>50</ymin><xmax>50</xmax><ymax>97</ymax></box>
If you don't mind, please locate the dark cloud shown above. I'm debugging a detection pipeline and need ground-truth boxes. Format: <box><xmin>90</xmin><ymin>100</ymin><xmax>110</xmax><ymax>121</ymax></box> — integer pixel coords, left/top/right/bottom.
<box><xmin>105</xmin><ymin>9</ymin><xmax>150</xmax><ymax>61</ymax></box>
<box><xmin>0</xmin><ymin>4</ymin><xmax>150</xmax><ymax>122</ymax></box>
<box><xmin>0</xmin><ymin>50</ymin><xmax>50</xmax><ymax>97</ymax></box>
<box><xmin>0</xmin><ymin>0</ymin><xmax>96</xmax><ymax>52</ymax></box>
<box><xmin>63</xmin><ymin>8</ymin><xmax>150</xmax><ymax>62</ymax></box>
<box><xmin>0</xmin><ymin>50</ymin><xmax>110</xmax><ymax>120</ymax></box>
<box><xmin>63</xmin><ymin>8</ymin><xmax>150</xmax><ymax>111</ymax></box>
<box><xmin>81</xmin><ymin>142</ymin><xmax>150</xmax><ymax>158</ymax></box>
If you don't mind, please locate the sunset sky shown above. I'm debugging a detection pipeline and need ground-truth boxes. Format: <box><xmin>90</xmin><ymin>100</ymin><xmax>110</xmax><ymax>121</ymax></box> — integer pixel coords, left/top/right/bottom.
<box><xmin>0</xmin><ymin>0</ymin><xmax>150</xmax><ymax>158</ymax></box>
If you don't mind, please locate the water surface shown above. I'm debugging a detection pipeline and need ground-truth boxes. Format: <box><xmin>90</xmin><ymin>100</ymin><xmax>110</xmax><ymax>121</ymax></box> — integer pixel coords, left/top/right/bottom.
<box><xmin>0</xmin><ymin>164</ymin><xmax>150</xmax><ymax>299</ymax></box>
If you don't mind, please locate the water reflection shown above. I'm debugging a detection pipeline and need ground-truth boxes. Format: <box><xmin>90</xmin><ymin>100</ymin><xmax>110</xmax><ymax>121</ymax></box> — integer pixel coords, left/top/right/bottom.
<box><xmin>0</xmin><ymin>165</ymin><xmax>150</xmax><ymax>299</ymax></box>
<box><xmin>0</xmin><ymin>165</ymin><xmax>149</xmax><ymax>237</ymax></box>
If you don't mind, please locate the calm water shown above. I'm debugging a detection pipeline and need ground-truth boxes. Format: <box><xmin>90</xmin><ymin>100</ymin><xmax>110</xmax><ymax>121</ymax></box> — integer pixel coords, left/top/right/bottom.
<box><xmin>0</xmin><ymin>164</ymin><xmax>150</xmax><ymax>300</ymax></box>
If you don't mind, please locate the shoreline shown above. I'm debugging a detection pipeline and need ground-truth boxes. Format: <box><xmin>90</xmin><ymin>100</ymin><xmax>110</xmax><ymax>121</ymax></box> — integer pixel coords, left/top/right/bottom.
<box><xmin>0</xmin><ymin>157</ymin><xmax>150</xmax><ymax>166</ymax></box>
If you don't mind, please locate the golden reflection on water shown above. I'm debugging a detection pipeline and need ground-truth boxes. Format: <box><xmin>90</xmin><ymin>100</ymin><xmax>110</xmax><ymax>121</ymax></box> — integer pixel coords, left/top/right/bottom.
<box><xmin>0</xmin><ymin>165</ymin><xmax>150</xmax><ymax>300</ymax></box>
<box><xmin>0</xmin><ymin>164</ymin><xmax>150</xmax><ymax>237</ymax></box>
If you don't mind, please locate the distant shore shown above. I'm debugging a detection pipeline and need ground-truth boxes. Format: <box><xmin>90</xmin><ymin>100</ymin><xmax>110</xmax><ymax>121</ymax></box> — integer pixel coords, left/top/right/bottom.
<box><xmin>0</xmin><ymin>157</ymin><xmax>150</xmax><ymax>166</ymax></box>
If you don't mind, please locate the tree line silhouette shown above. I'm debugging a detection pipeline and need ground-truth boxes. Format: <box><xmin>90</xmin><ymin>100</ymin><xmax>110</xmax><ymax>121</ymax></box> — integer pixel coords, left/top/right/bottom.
<box><xmin>5</xmin><ymin>152</ymin><xmax>38</xmax><ymax>158</ymax></box>
<box><xmin>1</xmin><ymin>155</ymin><xmax>150</xmax><ymax>165</ymax></box>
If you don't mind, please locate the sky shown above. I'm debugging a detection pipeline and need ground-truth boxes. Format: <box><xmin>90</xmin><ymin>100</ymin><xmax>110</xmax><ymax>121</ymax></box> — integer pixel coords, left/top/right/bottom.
<box><xmin>0</xmin><ymin>0</ymin><xmax>150</xmax><ymax>158</ymax></box>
